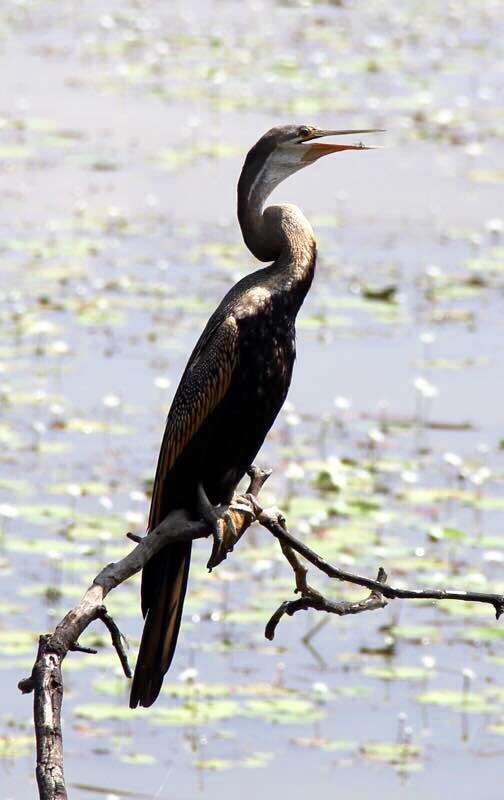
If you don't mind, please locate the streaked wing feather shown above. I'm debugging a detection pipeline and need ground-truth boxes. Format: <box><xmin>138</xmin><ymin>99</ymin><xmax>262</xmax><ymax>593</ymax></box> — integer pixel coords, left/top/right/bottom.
<box><xmin>148</xmin><ymin>315</ymin><xmax>239</xmax><ymax>530</ymax></box>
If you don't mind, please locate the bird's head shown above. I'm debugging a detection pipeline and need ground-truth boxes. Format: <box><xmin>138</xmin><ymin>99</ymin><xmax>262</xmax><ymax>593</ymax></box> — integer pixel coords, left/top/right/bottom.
<box><xmin>239</xmin><ymin>123</ymin><xmax>383</xmax><ymax>206</ymax></box>
<box><xmin>238</xmin><ymin>123</ymin><xmax>383</xmax><ymax>261</ymax></box>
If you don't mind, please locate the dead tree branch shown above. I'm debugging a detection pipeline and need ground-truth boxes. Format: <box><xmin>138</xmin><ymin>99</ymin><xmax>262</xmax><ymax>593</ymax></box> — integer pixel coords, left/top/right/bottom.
<box><xmin>19</xmin><ymin>466</ymin><xmax>504</xmax><ymax>799</ymax></box>
<box><xmin>257</xmin><ymin>505</ymin><xmax>504</xmax><ymax>623</ymax></box>
<box><xmin>19</xmin><ymin>467</ymin><xmax>269</xmax><ymax>800</ymax></box>
<box><xmin>265</xmin><ymin>567</ymin><xmax>388</xmax><ymax>640</ymax></box>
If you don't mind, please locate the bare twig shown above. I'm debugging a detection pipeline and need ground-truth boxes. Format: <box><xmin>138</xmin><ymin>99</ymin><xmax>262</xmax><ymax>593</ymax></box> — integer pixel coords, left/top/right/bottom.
<box><xmin>256</xmin><ymin>506</ymin><xmax>504</xmax><ymax>623</ymax></box>
<box><xmin>246</xmin><ymin>465</ymin><xmax>272</xmax><ymax>496</ymax></box>
<box><xmin>265</xmin><ymin>568</ymin><xmax>388</xmax><ymax>640</ymax></box>
<box><xmin>68</xmin><ymin>643</ymin><xmax>97</xmax><ymax>655</ymax></box>
<box><xmin>96</xmin><ymin>606</ymin><xmax>132</xmax><ymax>679</ymax></box>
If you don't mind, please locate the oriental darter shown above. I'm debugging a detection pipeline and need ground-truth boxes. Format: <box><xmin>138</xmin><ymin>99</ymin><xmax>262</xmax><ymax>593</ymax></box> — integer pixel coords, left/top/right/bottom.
<box><xmin>130</xmin><ymin>124</ymin><xmax>381</xmax><ymax>708</ymax></box>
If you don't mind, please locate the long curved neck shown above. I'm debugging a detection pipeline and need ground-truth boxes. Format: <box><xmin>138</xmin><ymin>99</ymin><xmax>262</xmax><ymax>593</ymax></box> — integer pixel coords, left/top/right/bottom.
<box><xmin>237</xmin><ymin>167</ymin><xmax>316</xmax><ymax>289</ymax></box>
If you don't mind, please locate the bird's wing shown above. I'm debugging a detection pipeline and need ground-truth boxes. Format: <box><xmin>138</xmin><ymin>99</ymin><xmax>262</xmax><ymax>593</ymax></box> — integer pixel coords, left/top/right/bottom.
<box><xmin>148</xmin><ymin>314</ymin><xmax>239</xmax><ymax>530</ymax></box>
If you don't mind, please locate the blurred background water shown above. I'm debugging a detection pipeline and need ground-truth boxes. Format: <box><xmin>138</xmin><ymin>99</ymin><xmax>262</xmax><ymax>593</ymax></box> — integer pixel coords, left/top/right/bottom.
<box><xmin>0</xmin><ymin>1</ymin><xmax>503</xmax><ymax>798</ymax></box>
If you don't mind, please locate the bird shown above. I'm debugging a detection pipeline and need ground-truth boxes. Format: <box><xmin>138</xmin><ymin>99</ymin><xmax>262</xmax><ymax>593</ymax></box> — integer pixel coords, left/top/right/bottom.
<box><xmin>130</xmin><ymin>123</ymin><xmax>381</xmax><ymax>708</ymax></box>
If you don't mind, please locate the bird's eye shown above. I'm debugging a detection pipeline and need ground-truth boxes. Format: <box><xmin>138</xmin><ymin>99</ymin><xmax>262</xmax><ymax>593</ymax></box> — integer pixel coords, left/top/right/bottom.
<box><xmin>299</xmin><ymin>126</ymin><xmax>312</xmax><ymax>139</ymax></box>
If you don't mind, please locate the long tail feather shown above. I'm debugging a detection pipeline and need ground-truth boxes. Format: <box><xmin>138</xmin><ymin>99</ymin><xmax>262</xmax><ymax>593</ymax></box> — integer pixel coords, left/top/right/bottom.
<box><xmin>130</xmin><ymin>542</ymin><xmax>192</xmax><ymax>708</ymax></box>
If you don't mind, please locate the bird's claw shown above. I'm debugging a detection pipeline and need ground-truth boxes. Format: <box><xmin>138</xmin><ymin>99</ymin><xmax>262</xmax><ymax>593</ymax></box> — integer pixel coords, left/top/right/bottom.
<box><xmin>230</xmin><ymin>493</ymin><xmax>262</xmax><ymax>522</ymax></box>
<box><xmin>207</xmin><ymin>494</ymin><xmax>261</xmax><ymax>570</ymax></box>
<box><xmin>206</xmin><ymin>508</ymin><xmax>237</xmax><ymax>571</ymax></box>
<box><xmin>196</xmin><ymin>482</ymin><xmax>252</xmax><ymax>571</ymax></box>
<box><xmin>207</xmin><ymin>515</ymin><xmax>224</xmax><ymax>572</ymax></box>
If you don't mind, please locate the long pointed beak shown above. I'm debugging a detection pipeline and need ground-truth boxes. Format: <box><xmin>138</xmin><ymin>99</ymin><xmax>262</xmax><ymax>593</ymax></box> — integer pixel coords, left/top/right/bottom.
<box><xmin>301</xmin><ymin>128</ymin><xmax>384</xmax><ymax>162</ymax></box>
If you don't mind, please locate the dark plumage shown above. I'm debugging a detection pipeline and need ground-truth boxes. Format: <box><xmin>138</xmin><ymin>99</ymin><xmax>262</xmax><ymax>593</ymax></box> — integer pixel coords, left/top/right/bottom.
<box><xmin>130</xmin><ymin>123</ymin><xmax>379</xmax><ymax>708</ymax></box>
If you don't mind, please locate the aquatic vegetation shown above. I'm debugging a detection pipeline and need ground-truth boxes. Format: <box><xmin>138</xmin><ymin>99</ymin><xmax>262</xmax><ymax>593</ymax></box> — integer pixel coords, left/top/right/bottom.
<box><xmin>1</xmin><ymin>0</ymin><xmax>503</xmax><ymax>797</ymax></box>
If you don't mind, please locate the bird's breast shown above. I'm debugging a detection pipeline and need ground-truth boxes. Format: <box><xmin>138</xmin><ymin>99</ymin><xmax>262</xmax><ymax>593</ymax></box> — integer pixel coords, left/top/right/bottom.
<box><xmin>236</xmin><ymin>299</ymin><xmax>296</xmax><ymax>400</ymax></box>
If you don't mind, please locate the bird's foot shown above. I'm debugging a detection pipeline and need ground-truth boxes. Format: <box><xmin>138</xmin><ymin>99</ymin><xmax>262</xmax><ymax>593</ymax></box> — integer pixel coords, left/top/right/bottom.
<box><xmin>207</xmin><ymin>508</ymin><xmax>238</xmax><ymax>571</ymax></box>
<box><xmin>196</xmin><ymin>484</ymin><xmax>238</xmax><ymax>571</ymax></box>
<box><xmin>231</xmin><ymin>492</ymin><xmax>262</xmax><ymax>520</ymax></box>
